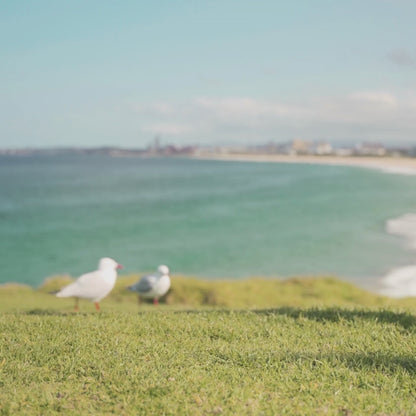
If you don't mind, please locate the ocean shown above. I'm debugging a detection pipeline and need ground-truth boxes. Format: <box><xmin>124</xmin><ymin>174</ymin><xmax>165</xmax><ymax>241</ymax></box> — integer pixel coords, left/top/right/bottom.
<box><xmin>1</xmin><ymin>154</ymin><xmax>416</xmax><ymax>292</ymax></box>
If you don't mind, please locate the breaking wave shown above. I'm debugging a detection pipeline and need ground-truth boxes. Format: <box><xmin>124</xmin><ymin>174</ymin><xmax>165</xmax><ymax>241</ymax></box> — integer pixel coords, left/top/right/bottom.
<box><xmin>379</xmin><ymin>166</ymin><xmax>416</xmax><ymax>176</ymax></box>
<box><xmin>380</xmin><ymin>214</ymin><xmax>416</xmax><ymax>297</ymax></box>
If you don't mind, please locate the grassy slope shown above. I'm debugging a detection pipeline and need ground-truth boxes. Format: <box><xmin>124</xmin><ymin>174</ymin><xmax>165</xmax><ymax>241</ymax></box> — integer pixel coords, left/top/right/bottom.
<box><xmin>1</xmin><ymin>275</ymin><xmax>416</xmax><ymax>415</ymax></box>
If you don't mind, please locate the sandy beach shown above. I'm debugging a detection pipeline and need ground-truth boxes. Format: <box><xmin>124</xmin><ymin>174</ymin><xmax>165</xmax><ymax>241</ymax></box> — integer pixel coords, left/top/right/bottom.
<box><xmin>192</xmin><ymin>152</ymin><xmax>416</xmax><ymax>175</ymax></box>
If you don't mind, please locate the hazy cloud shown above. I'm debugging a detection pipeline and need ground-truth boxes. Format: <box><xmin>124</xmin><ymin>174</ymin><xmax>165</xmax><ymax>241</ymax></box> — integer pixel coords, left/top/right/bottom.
<box><xmin>194</xmin><ymin>97</ymin><xmax>309</xmax><ymax>121</ymax></box>
<box><xmin>388</xmin><ymin>49</ymin><xmax>416</xmax><ymax>67</ymax></box>
<box><xmin>348</xmin><ymin>92</ymin><xmax>398</xmax><ymax>107</ymax></box>
<box><xmin>142</xmin><ymin>123</ymin><xmax>193</xmax><ymax>135</ymax></box>
<box><xmin>132</xmin><ymin>91</ymin><xmax>416</xmax><ymax>144</ymax></box>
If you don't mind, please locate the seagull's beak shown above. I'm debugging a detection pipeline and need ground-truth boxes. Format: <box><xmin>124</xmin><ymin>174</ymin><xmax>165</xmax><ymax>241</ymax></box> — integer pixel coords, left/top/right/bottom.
<box><xmin>117</xmin><ymin>264</ymin><xmax>124</xmax><ymax>270</ymax></box>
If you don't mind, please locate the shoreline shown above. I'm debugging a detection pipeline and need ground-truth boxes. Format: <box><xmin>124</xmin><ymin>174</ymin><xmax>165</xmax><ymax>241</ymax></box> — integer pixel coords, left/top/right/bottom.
<box><xmin>192</xmin><ymin>153</ymin><xmax>416</xmax><ymax>174</ymax></box>
<box><xmin>193</xmin><ymin>152</ymin><xmax>416</xmax><ymax>298</ymax></box>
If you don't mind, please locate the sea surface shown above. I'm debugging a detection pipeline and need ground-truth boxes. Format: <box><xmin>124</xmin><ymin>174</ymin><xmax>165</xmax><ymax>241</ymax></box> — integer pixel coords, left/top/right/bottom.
<box><xmin>1</xmin><ymin>155</ymin><xmax>416</xmax><ymax>291</ymax></box>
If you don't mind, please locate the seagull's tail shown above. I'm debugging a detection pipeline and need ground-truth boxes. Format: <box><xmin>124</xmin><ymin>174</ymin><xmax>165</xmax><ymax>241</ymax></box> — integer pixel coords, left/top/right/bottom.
<box><xmin>55</xmin><ymin>290</ymin><xmax>67</xmax><ymax>298</ymax></box>
<box><xmin>55</xmin><ymin>283</ymin><xmax>76</xmax><ymax>298</ymax></box>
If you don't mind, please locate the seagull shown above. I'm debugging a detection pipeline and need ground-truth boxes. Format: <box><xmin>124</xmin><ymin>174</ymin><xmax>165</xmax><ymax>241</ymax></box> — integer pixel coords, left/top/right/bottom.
<box><xmin>128</xmin><ymin>265</ymin><xmax>171</xmax><ymax>305</ymax></box>
<box><xmin>56</xmin><ymin>257</ymin><xmax>123</xmax><ymax>311</ymax></box>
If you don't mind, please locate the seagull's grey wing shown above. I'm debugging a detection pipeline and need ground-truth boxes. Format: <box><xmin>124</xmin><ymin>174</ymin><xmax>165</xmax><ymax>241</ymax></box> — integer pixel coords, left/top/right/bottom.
<box><xmin>130</xmin><ymin>274</ymin><xmax>157</xmax><ymax>293</ymax></box>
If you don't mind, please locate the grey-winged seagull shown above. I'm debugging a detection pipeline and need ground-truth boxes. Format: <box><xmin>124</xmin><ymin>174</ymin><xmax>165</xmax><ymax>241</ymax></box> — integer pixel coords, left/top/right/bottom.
<box><xmin>56</xmin><ymin>257</ymin><xmax>123</xmax><ymax>311</ymax></box>
<box><xmin>128</xmin><ymin>265</ymin><xmax>171</xmax><ymax>305</ymax></box>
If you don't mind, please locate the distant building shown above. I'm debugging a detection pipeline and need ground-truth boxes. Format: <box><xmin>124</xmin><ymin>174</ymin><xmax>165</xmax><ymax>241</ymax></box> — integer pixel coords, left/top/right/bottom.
<box><xmin>291</xmin><ymin>139</ymin><xmax>310</xmax><ymax>155</ymax></box>
<box><xmin>312</xmin><ymin>142</ymin><xmax>333</xmax><ymax>155</ymax></box>
<box><xmin>409</xmin><ymin>147</ymin><xmax>416</xmax><ymax>157</ymax></box>
<box><xmin>334</xmin><ymin>148</ymin><xmax>354</xmax><ymax>157</ymax></box>
<box><xmin>354</xmin><ymin>142</ymin><xmax>387</xmax><ymax>156</ymax></box>
<box><xmin>274</xmin><ymin>142</ymin><xmax>294</xmax><ymax>155</ymax></box>
<box><xmin>159</xmin><ymin>145</ymin><xmax>196</xmax><ymax>156</ymax></box>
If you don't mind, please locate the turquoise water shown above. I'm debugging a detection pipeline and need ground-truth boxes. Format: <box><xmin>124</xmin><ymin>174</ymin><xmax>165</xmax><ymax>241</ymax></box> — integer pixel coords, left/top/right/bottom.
<box><xmin>1</xmin><ymin>155</ymin><xmax>416</xmax><ymax>289</ymax></box>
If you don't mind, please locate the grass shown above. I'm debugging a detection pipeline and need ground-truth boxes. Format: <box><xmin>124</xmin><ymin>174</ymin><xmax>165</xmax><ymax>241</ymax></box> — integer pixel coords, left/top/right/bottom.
<box><xmin>1</xmin><ymin>275</ymin><xmax>416</xmax><ymax>415</ymax></box>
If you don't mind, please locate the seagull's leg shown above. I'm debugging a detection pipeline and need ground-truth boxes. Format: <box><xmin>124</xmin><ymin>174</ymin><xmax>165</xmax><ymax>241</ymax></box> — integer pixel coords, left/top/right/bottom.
<box><xmin>153</xmin><ymin>298</ymin><xmax>159</xmax><ymax>306</ymax></box>
<box><xmin>94</xmin><ymin>302</ymin><xmax>100</xmax><ymax>311</ymax></box>
<box><xmin>74</xmin><ymin>298</ymin><xmax>79</xmax><ymax>312</ymax></box>
<box><xmin>137</xmin><ymin>295</ymin><xmax>142</xmax><ymax>305</ymax></box>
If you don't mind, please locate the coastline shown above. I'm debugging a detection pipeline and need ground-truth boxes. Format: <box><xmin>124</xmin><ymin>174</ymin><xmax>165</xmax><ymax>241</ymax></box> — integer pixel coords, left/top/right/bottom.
<box><xmin>192</xmin><ymin>153</ymin><xmax>416</xmax><ymax>174</ymax></box>
<box><xmin>193</xmin><ymin>152</ymin><xmax>416</xmax><ymax>298</ymax></box>
<box><xmin>2</xmin><ymin>153</ymin><xmax>416</xmax><ymax>295</ymax></box>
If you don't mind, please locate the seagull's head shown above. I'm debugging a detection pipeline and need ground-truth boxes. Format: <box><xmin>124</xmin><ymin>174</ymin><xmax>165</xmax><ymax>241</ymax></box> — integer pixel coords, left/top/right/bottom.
<box><xmin>99</xmin><ymin>257</ymin><xmax>123</xmax><ymax>271</ymax></box>
<box><xmin>157</xmin><ymin>265</ymin><xmax>169</xmax><ymax>275</ymax></box>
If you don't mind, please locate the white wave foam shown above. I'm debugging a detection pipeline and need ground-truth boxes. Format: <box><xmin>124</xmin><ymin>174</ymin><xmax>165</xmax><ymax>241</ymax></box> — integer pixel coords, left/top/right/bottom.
<box><xmin>386</xmin><ymin>213</ymin><xmax>416</xmax><ymax>250</ymax></box>
<box><xmin>380</xmin><ymin>265</ymin><xmax>416</xmax><ymax>298</ymax></box>
<box><xmin>381</xmin><ymin>213</ymin><xmax>416</xmax><ymax>297</ymax></box>
<box><xmin>379</xmin><ymin>166</ymin><xmax>416</xmax><ymax>176</ymax></box>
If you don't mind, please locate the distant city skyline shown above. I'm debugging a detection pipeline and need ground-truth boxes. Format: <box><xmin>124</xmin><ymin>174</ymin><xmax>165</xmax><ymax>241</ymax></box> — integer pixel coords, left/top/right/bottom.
<box><xmin>1</xmin><ymin>0</ymin><xmax>416</xmax><ymax>148</ymax></box>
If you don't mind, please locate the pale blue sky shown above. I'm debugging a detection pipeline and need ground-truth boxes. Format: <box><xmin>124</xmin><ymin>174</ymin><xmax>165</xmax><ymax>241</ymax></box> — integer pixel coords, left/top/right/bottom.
<box><xmin>1</xmin><ymin>0</ymin><xmax>416</xmax><ymax>148</ymax></box>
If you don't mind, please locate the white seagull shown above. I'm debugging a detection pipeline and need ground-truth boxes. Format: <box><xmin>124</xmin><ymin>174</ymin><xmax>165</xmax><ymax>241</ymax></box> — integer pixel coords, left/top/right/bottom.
<box><xmin>128</xmin><ymin>265</ymin><xmax>171</xmax><ymax>305</ymax></box>
<box><xmin>56</xmin><ymin>257</ymin><xmax>123</xmax><ymax>311</ymax></box>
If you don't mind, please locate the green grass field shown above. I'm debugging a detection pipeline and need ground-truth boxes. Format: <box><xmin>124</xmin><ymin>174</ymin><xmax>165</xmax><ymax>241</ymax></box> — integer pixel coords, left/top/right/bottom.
<box><xmin>1</xmin><ymin>275</ymin><xmax>416</xmax><ymax>415</ymax></box>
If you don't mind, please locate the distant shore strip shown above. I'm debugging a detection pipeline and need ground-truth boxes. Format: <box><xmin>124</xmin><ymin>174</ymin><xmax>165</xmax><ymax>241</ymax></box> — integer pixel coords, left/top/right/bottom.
<box><xmin>192</xmin><ymin>153</ymin><xmax>416</xmax><ymax>175</ymax></box>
